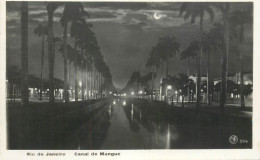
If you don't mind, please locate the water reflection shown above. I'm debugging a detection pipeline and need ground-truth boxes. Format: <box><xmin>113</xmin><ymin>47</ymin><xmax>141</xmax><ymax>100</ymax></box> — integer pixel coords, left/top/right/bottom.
<box><xmin>108</xmin><ymin>105</ymin><xmax>112</xmax><ymax>118</ymax></box>
<box><xmin>123</xmin><ymin>101</ymin><xmax>180</xmax><ymax>149</ymax></box>
<box><xmin>123</xmin><ymin>100</ymin><xmax>126</xmax><ymax>106</ymax></box>
<box><xmin>131</xmin><ymin>104</ymin><xmax>134</xmax><ymax>122</ymax></box>
<box><xmin>74</xmin><ymin>104</ymin><xmax>112</xmax><ymax>150</ymax></box>
<box><xmin>139</xmin><ymin>109</ymin><xmax>142</xmax><ymax>122</ymax></box>
<box><xmin>166</xmin><ymin>124</ymin><xmax>170</xmax><ymax>149</ymax></box>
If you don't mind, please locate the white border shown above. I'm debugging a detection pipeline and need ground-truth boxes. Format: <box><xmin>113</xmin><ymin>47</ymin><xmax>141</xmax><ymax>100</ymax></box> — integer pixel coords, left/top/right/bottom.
<box><xmin>1</xmin><ymin>0</ymin><xmax>259</xmax><ymax>160</ymax></box>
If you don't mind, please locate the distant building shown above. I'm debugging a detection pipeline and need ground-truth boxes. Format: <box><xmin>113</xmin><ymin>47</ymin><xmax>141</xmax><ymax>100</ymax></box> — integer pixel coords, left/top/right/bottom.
<box><xmin>213</xmin><ymin>72</ymin><xmax>253</xmax><ymax>85</ymax></box>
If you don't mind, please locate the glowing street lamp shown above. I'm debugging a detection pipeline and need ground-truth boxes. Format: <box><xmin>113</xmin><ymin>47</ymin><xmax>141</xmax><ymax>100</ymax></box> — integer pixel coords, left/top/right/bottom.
<box><xmin>131</xmin><ymin>92</ymin><xmax>135</xmax><ymax>95</ymax></box>
<box><xmin>167</xmin><ymin>85</ymin><xmax>172</xmax><ymax>90</ymax></box>
<box><xmin>79</xmin><ymin>81</ymin><xmax>82</xmax><ymax>87</ymax></box>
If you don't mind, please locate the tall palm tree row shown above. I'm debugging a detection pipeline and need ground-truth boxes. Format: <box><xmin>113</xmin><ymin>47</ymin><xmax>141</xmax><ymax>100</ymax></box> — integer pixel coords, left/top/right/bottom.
<box><xmin>21</xmin><ymin>2</ymin><xmax>29</xmax><ymax>106</ymax></box>
<box><xmin>229</xmin><ymin>8</ymin><xmax>252</xmax><ymax>109</ymax></box>
<box><xmin>33</xmin><ymin>24</ymin><xmax>48</xmax><ymax>100</ymax></box>
<box><xmin>145</xmin><ymin>47</ymin><xmax>161</xmax><ymax>100</ymax></box>
<box><xmin>179</xmin><ymin>40</ymin><xmax>198</xmax><ymax>102</ymax></box>
<box><xmin>180</xmin><ymin>2</ymin><xmax>214</xmax><ymax>111</ymax></box>
<box><xmin>212</xmin><ymin>3</ymin><xmax>230</xmax><ymax>113</ymax></box>
<box><xmin>156</xmin><ymin>36</ymin><xmax>180</xmax><ymax>77</ymax></box>
<box><xmin>60</xmin><ymin>2</ymin><xmax>88</xmax><ymax>103</ymax></box>
<box><xmin>146</xmin><ymin>36</ymin><xmax>179</xmax><ymax>100</ymax></box>
<box><xmin>46</xmin><ymin>2</ymin><xmax>60</xmax><ymax>104</ymax></box>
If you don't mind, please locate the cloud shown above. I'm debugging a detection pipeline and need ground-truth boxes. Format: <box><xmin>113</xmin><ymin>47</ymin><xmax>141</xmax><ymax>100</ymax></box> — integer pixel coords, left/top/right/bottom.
<box><xmin>6</xmin><ymin>2</ymin><xmax>253</xmax><ymax>89</ymax></box>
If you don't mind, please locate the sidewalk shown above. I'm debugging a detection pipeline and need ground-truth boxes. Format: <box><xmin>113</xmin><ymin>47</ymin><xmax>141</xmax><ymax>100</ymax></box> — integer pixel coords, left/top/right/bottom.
<box><xmin>167</xmin><ymin>101</ymin><xmax>252</xmax><ymax>119</ymax></box>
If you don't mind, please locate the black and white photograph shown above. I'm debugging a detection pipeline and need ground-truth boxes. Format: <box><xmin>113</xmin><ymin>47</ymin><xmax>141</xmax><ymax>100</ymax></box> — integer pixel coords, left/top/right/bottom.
<box><xmin>2</xmin><ymin>0</ymin><xmax>260</xmax><ymax>159</ymax></box>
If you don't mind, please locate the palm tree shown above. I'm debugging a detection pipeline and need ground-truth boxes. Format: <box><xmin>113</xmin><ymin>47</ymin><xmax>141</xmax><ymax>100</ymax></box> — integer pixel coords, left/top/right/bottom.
<box><xmin>153</xmin><ymin>36</ymin><xmax>179</xmax><ymax>100</ymax></box>
<box><xmin>47</xmin><ymin>2</ymin><xmax>60</xmax><ymax>104</ymax></box>
<box><xmin>157</xmin><ymin>36</ymin><xmax>179</xmax><ymax>76</ymax></box>
<box><xmin>33</xmin><ymin>24</ymin><xmax>48</xmax><ymax>100</ymax></box>
<box><xmin>180</xmin><ymin>40</ymin><xmax>198</xmax><ymax>103</ymax></box>
<box><xmin>60</xmin><ymin>2</ymin><xmax>87</xmax><ymax>103</ymax></box>
<box><xmin>180</xmin><ymin>2</ymin><xmax>214</xmax><ymax>111</ymax></box>
<box><xmin>230</xmin><ymin>9</ymin><xmax>252</xmax><ymax>109</ymax></box>
<box><xmin>212</xmin><ymin>3</ymin><xmax>230</xmax><ymax>113</ymax></box>
<box><xmin>70</xmin><ymin>18</ymin><xmax>86</xmax><ymax>101</ymax></box>
<box><xmin>174</xmin><ymin>73</ymin><xmax>190</xmax><ymax>107</ymax></box>
<box><xmin>59</xmin><ymin>43</ymin><xmax>75</xmax><ymax>99</ymax></box>
<box><xmin>201</xmin><ymin>32</ymin><xmax>214</xmax><ymax>105</ymax></box>
<box><xmin>53</xmin><ymin>37</ymin><xmax>62</xmax><ymax>67</ymax></box>
<box><xmin>146</xmin><ymin>47</ymin><xmax>161</xmax><ymax>100</ymax></box>
<box><xmin>21</xmin><ymin>2</ymin><xmax>29</xmax><ymax>106</ymax></box>
<box><xmin>205</xmin><ymin>23</ymin><xmax>226</xmax><ymax>105</ymax></box>
<box><xmin>75</xmin><ymin>22</ymin><xmax>94</xmax><ymax>100</ymax></box>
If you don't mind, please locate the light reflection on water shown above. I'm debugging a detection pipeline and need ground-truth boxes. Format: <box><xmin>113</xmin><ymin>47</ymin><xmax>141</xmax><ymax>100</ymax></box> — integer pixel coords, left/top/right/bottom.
<box><xmin>125</xmin><ymin>102</ymin><xmax>180</xmax><ymax>149</ymax></box>
<box><xmin>139</xmin><ymin>109</ymin><xmax>142</xmax><ymax>122</ymax></box>
<box><xmin>131</xmin><ymin>104</ymin><xmax>134</xmax><ymax>122</ymax></box>
<box><xmin>166</xmin><ymin>124</ymin><xmax>171</xmax><ymax>149</ymax></box>
<box><xmin>108</xmin><ymin>105</ymin><xmax>112</xmax><ymax>118</ymax></box>
<box><xmin>111</xmin><ymin>100</ymin><xmax>180</xmax><ymax>149</ymax></box>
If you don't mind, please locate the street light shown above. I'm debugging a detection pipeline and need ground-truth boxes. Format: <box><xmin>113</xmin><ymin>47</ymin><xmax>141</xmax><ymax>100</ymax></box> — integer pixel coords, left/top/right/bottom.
<box><xmin>165</xmin><ymin>85</ymin><xmax>172</xmax><ymax>102</ymax></box>
<box><xmin>131</xmin><ymin>92</ymin><xmax>135</xmax><ymax>95</ymax></box>
<box><xmin>175</xmin><ymin>90</ymin><xmax>178</xmax><ymax>103</ymax></box>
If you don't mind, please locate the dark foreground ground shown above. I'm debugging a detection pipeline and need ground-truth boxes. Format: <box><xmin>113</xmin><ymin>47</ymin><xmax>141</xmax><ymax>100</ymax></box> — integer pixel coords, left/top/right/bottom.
<box><xmin>7</xmin><ymin>98</ymin><xmax>252</xmax><ymax>149</ymax></box>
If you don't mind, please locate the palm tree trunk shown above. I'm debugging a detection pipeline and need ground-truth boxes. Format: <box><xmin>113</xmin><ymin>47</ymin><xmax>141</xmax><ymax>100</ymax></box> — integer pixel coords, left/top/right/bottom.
<box><xmin>21</xmin><ymin>2</ymin><xmax>29</xmax><ymax>106</ymax></box>
<box><xmin>74</xmin><ymin>39</ymin><xmax>78</xmax><ymax>101</ymax></box>
<box><xmin>48</xmin><ymin>10</ymin><xmax>55</xmax><ymax>104</ymax></box>
<box><xmin>207</xmin><ymin>50</ymin><xmax>210</xmax><ymax>105</ymax></box>
<box><xmin>98</xmin><ymin>74</ymin><xmax>101</xmax><ymax>98</ymax></box>
<box><xmin>187</xmin><ymin>57</ymin><xmax>190</xmax><ymax>103</ymax></box>
<box><xmin>240</xmin><ymin>54</ymin><xmax>245</xmax><ymax>109</ymax></box>
<box><xmin>196</xmin><ymin>16</ymin><xmax>203</xmax><ymax>111</ymax></box>
<box><xmin>53</xmin><ymin>39</ymin><xmax>57</xmax><ymax>99</ymax></box>
<box><xmin>166</xmin><ymin>58</ymin><xmax>169</xmax><ymax>77</ymax></box>
<box><xmin>220</xmin><ymin>3</ymin><xmax>229</xmax><ymax>113</ymax></box>
<box><xmin>81</xmin><ymin>67</ymin><xmax>85</xmax><ymax>101</ymax></box>
<box><xmin>68</xmin><ymin>60</ymin><xmax>70</xmax><ymax>95</ymax></box>
<box><xmin>94</xmin><ymin>69</ymin><xmax>97</xmax><ymax>99</ymax></box>
<box><xmin>220</xmin><ymin>48</ymin><xmax>227</xmax><ymax>112</ymax></box>
<box><xmin>39</xmin><ymin>34</ymin><xmax>44</xmax><ymax>101</ymax></box>
<box><xmin>239</xmin><ymin>24</ymin><xmax>245</xmax><ymax>109</ymax></box>
<box><xmin>90</xmin><ymin>66</ymin><xmax>93</xmax><ymax>99</ymax></box>
<box><xmin>82</xmin><ymin>58</ymin><xmax>86</xmax><ymax>101</ymax></box>
<box><xmin>151</xmin><ymin>66</ymin><xmax>154</xmax><ymax>100</ymax></box>
<box><xmin>160</xmin><ymin>60</ymin><xmax>164</xmax><ymax>100</ymax></box>
<box><xmin>63</xmin><ymin>22</ymin><xmax>69</xmax><ymax>104</ymax></box>
<box><xmin>86</xmin><ymin>70</ymin><xmax>89</xmax><ymax>100</ymax></box>
<box><xmin>182</xmin><ymin>95</ymin><xmax>184</xmax><ymax>107</ymax></box>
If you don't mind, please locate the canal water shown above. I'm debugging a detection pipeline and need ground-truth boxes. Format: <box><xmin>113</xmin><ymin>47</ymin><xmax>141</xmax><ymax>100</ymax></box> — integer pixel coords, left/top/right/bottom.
<box><xmin>71</xmin><ymin>98</ymin><xmax>252</xmax><ymax>149</ymax></box>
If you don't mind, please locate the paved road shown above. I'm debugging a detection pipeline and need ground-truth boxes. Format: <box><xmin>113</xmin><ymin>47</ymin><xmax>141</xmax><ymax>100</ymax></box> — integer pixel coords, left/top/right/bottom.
<box><xmin>8</xmin><ymin>98</ymin><xmax>252</xmax><ymax>149</ymax></box>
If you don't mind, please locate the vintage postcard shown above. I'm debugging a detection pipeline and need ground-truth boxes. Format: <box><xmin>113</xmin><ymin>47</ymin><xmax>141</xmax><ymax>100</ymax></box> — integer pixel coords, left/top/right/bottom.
<box><xmin>1</xmin><ymin>0</ymin><xmax>260</xmax><ymax>159</ymax></box>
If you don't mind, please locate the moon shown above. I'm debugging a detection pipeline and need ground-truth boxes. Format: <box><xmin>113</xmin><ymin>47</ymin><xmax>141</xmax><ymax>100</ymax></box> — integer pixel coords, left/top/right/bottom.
<box><xmin>154</xmin><ymin>12</ymin><xmax>161</xmax><ymax>20</ymax></box>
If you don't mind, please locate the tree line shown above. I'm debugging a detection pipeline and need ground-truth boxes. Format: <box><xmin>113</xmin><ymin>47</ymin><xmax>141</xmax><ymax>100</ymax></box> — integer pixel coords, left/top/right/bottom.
<box><xmin>143</xmin><ymin>3</ymin><xmax>252</xmax><ymax>112</ymax></box>
<box><xmin>20</xmin><ymin>2</ymin><xmax>116</xmax><ymax>106</ymax></box>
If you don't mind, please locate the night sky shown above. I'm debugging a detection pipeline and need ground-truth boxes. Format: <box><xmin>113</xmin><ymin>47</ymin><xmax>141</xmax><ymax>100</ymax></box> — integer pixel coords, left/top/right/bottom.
<box><xmin>6</xmin><ymin>2</ymin><xmax>253</xmax><ymax>89</ymax></box>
